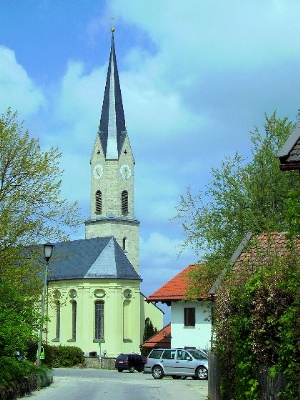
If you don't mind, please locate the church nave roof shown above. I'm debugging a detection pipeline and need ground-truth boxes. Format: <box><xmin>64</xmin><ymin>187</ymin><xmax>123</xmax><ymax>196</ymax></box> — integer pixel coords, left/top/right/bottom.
<box><xmin>47</xmin><ymin>236</ymin><xmax>141</xmax><ymax>281</ymax></box>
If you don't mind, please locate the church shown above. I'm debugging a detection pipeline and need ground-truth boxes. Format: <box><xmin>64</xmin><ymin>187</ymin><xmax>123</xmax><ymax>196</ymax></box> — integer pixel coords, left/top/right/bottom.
<box><xmin>43</xmin><ymin>30</ymin><xmax>163</xmax><ymax>357</ymax></box>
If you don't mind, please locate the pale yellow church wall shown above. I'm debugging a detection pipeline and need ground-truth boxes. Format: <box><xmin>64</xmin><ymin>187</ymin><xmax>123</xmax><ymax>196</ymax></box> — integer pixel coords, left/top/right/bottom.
<box><xmin>46</xmin><ymin>279</ymin><xmax>143</xmax><ymax>357</ymax></box>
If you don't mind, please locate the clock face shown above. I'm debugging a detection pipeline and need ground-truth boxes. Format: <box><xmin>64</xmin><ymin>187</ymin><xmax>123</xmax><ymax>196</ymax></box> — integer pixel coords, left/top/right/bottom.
<box><xmin>93</xmin><ymin>163</ymin><xmax>104</xmax><ymax>179</ymax></box>
<box><xmin>120</xmin><ymin>164</ymin><xmax>132</xmax><ymax>180</ymax></box>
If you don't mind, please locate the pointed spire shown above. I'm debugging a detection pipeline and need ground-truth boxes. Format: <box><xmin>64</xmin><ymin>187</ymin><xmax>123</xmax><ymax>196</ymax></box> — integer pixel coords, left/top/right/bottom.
<box><xmin>99</xmin><ymin>28</ymin><xmax>126</xmax><ymax>159</ymax></box>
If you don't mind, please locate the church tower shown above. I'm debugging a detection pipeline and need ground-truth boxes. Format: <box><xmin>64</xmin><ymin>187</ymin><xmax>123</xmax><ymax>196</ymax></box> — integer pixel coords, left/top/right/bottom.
<box><xmin>85</xmin><ymin>29</ymin><xmax>140</xmax><ymax>273</ymax></box>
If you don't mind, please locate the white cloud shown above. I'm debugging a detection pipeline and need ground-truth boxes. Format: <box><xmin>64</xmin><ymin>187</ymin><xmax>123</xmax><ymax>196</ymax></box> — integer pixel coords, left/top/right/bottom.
<box><xmin>52</xmin><ymin>61</ymin><xmax>106</xmax><ymax>147</ymax></box>
<box><xmin>123</xmin><ymin>73</ymin><xmax>203</xmax><ymax>142</ymax></box>
<box><xmin>0</xmin><ymin>46</ymin><xmax>45</xmax><ymax>117</ymax></box>
<box><xmin>140</xmin><ymin>231</ymin><xmax>193</xmax><ymax>266</ymax></box>
<box><xmin>112</xmin><ymin>0</ymin><xmax>300</xmax><ymax>72</ymax></box>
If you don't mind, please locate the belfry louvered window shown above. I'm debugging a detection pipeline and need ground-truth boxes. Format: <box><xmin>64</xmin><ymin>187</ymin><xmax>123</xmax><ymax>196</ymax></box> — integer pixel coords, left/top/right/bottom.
<box><xmin>95</xmin><ymin>190</ymin><xmax>102</xmax><ymax>214</ymax></box>
<box><xmin>121</xmin><ymin>190</ymin><xmax>128</xmax><ymax>215</ymax></box>
<box><xmin>95</xmin><ymin>301</ymin><xmax>104</xmax><ymax>340</ymax></box>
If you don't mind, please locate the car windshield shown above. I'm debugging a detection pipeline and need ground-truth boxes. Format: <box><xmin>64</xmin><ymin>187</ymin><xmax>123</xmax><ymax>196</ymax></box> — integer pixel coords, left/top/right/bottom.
<box><xmin>189</xmin><ymin>349</ymin><xmax>208</xmax><ymax>360</ymax></box>
<box><xmin>117</xmin><ymin>354</ymin><xmax>127</xmax><ymax>360</ymax></box>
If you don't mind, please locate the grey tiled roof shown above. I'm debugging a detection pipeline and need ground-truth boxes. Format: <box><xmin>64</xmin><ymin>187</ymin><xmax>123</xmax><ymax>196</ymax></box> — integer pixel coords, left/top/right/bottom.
<box><xmin>47</xmin><ymin>236</ymin><xmax>141</xmax><ymax>282</ymax></box>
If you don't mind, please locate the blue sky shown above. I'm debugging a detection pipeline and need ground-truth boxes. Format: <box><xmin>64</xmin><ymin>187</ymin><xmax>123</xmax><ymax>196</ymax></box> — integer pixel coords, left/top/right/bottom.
<box><xmin>1</xmin><ymin>0</ymin><xmax>300</xmax><ymax>323</ymax></box>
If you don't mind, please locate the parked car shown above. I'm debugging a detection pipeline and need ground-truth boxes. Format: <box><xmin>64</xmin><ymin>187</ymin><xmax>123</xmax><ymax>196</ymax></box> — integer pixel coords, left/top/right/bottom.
<box><xmin>115</xmin><ymin>353</ymin><xmax>145</xmax><ymax>372</ymax></box>
<box><xmin>144</xmin><ymin>348</ymin><xmax>208</xmax><ymax>380</ymax></box>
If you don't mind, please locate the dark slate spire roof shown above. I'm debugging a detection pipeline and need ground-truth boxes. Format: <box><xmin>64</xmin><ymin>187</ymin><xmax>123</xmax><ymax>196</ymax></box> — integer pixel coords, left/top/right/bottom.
<box><xmin>99</xmin><ymin>29</ymin><xmax>126</xmax><ymax>159</ymax></box>
<box><xmin>47</xmin><ymin>236</ymin><xmax>141</xmax><ymax>281</ymax></box>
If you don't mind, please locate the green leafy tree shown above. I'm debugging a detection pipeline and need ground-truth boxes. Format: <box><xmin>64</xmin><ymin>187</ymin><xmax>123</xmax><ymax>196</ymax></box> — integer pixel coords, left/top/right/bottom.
<box><xmin>0</xmin><ymin>108</ymin><xmax>81</xmax><ymax>356</ymax></box>
<box><xmin>141</xmin><ymin>318</ymin><xmax>158</xmax><ymax>356</ymax></box>
<box><xmin>143</xmin><ymin>318</ymin><xmax>158</xmax><ymax>343</ymax></box>
<box><xmin>175</xmin><ymin>111</ymin><xmax>300</xmax><ymax>399</ymax></box>
<box><xmin>175</xmin><ymin>112</ymin><xmax>300</xmax><ymax>268</ymax></box>
<box><xmin>215</xmin><ymin>234</ymin><xmax>300</xmax><ymax>399</ymax></box>
<box><xmin>0</xmin><ymin>108</ymin><xmax>80</xmax><ymax>249</ymax></box>
<box><xmin>284</xmin><ymin>189</ymin><xmax>300</xmax><ymax>238</ymax></box>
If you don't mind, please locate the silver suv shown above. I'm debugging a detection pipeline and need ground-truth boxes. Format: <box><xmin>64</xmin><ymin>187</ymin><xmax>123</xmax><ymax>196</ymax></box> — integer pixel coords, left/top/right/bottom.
<box><xmin>144</xmin><ymin>348</ymin><xmax>208</xmax><ymax>380</ymax></box>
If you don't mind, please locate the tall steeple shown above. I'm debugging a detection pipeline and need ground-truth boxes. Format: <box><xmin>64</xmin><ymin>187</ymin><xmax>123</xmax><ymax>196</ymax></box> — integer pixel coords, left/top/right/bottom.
<box><xmin>86</xmin><ymin>29</ymin><xmax>140</xmax><ymax>273</ymax></box>
<box><xmin>99</xmin><ymin>28</ymin><xmax>126</xmax><ymax>160</ymax></box>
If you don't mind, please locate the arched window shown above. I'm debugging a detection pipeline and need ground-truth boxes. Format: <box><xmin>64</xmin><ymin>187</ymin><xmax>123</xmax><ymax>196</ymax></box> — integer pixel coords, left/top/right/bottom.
<box><xmin>95</xmin><ymin>301</ymin><xmax>104</xmax><ymax>341</ymax></box>
<box><xmin>95</xmin><ymin>190</ymin><xmax>102</xmax><ymax>214</ymax></box>
<box><xmin>55</xmin><ymin>301</ymin><xmax>61</xmax><ymax>340</ymax></box>
<box><xmin>71</xmin><ymin>301</ymin><xmax>77</xmax><ymax>340</ymax></box>
<box><xmin>122</xmin><ymin>237</ymin><xmax>127</xmax><ymax>250</ymax></box>
<box><xmin>121</xmin><ymin>191</ymin><xmax>128</xmax><ymax>215</ymax></box>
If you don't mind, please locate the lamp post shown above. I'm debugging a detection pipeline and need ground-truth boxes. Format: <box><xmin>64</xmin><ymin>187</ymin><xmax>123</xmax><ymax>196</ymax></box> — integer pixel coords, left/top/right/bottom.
<box><xmin>37</xmin><ymin>243</ymin><xmax>54</xmax><ymax>366</ymax></box>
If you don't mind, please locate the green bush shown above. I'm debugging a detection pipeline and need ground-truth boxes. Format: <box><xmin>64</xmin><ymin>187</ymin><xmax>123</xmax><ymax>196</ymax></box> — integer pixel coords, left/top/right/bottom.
<box><xmin>51</xmin><ymin>345</ymin><xmax>85</xmax><ymax>367</ymax></box>
<box><xmin>0</xmin><ymin>343</ymin><xmax>83</xmax><ymax>399</ymax></box>
<box><xmin>0</xmin><ymin>357</ymin><xmax>34</xmax><ymax>385</ymax></box>
<box><xmin>0</xmin><ymin>356</ymin><xmax>53</xmax><ymax>399</ymax></box>
<box><xmin>35</xmin><ymin>367</ymin><xmax>53</xmax><ymax>389</ymax></box>
<box><xmin>216</xmin><ymin>249</ymin><xmax>300</xmax><ymax>400</ymax></box>
<box><xmin>26</xmin><ymin>342</ymin><xmax>85</xmax><ymax>367</ymax></box>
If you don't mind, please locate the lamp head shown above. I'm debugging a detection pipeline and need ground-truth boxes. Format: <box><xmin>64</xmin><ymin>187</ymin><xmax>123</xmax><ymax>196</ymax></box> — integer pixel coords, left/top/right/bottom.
<box><xmin>44</xmin><ymin>243</ymin><xmax>54</xmax><ymax>263</ymax></box>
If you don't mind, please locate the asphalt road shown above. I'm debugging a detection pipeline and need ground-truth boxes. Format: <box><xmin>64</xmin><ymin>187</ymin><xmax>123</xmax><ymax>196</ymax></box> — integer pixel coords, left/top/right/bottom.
<box><xmin>29</xmin><ymin>368</ymin><xmax>208</xmax><ymax>400</ymax></box>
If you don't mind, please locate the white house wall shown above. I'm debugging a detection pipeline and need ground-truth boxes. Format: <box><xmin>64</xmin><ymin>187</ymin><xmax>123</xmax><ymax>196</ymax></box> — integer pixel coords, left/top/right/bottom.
<box><xmin>171</xmin><ymin>301</ymin><xmax>212</xmax><ymax>351</ymax></box>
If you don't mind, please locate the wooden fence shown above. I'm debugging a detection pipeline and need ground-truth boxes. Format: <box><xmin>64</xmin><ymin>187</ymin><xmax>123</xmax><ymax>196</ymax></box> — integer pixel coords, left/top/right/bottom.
<box><xmin>257</xmin><ymin>371</ymin><xmax>286</xmax><ymax>400</ymax></box>
<box><xmin>208</xmin><ymin>352</ymin><xmax>287</xmax><ymax>400</ymax></box>
<box><xmin>208</xmin><ymin>351</ymin><xmax>222</xmax><ymax>400</ymax></box>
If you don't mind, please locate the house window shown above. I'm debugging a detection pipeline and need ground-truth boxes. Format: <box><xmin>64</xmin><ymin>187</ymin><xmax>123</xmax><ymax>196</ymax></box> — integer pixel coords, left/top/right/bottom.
<box><xmin>55</xmin><ymin>301</ymin><xmax>61</xmax><ymax>339</ymax></box>
<box><xmin>72</xmin><ymin>301</ymin><xmax>77</xmax><ymax>340</ymax></box>
<box><xmin>121</xmin><ymin>191</ymin><xmax>128</xmax><ymax>215</ymax></box>
<box><xmin>95</xmin><ymin>190</ymin><xmax>102</xmax><ymax>214</ymax></box>
<box><xmin>184</xmin><ymin>307</ymin><xmax>195</xmax><ymax>327</ymax></box>
<box><xmin>122</xmin><ymin>237</ymin><xmax>127</xmax><ymax>250</ymax></box>
<box><xmin>95</xmin><ymin>300</ymin><xmax>104</xmax><ymax>340</ymax></box>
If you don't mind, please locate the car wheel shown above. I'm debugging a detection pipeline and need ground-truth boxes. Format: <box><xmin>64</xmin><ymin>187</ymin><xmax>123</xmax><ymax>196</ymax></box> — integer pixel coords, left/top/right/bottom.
<box><xmin>117</xmin><ymin>369</ymin><xmax>123</xmax><ymax>372</ymax></box>
<box><xmin>195</xmin><ymin>366</ymin><xmax>208</xmax><ymax>380</ymax></box>
<box><xmin>152</xmin><ymin>365</ymin><xmax>164</xmax><ymax>379</ymax></box>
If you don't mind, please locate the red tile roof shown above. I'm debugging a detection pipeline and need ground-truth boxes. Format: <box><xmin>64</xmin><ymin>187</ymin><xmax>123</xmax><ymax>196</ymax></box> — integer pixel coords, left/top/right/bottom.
<box><xmin>210</xmin><ymin>232</ymin><xmax>300</xmax><ymax>295</ymax></box>
<box><xmin>141</xmin><ymin>323</ymin><xmax>171</xmax><ymax>349</ymax></box>
<box><xmin>146</xmin><ymin>264</ymin><xmax>211</xmax><ymax>304</ymax></box>
<box><xmin>235</xmin><ymin>231</ymin><xmax>300</xmax><ymax>268</ymax></box>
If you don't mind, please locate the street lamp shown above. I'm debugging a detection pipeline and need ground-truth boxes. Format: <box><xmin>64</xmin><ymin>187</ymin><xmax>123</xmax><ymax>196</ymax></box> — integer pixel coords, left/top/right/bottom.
<box><xmin>37</xmin><ymin>243</ymin><xmax>54</xmax><ymax>365</ymax></box>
